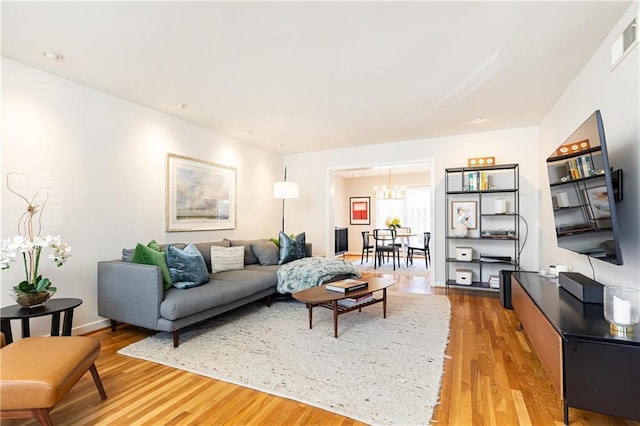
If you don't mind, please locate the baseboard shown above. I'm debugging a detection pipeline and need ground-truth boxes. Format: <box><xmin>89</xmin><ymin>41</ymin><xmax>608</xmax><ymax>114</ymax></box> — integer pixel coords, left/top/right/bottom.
<box><xmin>74</xmin><ymin>318</ymin><xmax>111</xmax><ymax>336</ymax></box>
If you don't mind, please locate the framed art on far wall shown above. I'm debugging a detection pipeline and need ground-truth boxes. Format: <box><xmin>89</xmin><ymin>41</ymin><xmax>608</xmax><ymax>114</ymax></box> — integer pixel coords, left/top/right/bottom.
<box><xmin>166</xmin><ymin>153</ymin><xmax>236</xmax><ymax>231</ymax></box>
<box><xmin>350</xmin><ymin>196</ymin><xmax>370</xmax><ymax>225</ymax></box>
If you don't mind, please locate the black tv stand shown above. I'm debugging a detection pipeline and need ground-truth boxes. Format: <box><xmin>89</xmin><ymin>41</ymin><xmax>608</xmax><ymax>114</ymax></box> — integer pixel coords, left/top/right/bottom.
<box><xmin>511</xmin><ymin>272</ymin><xmax>639</xmax><ymax>424</ymax></box>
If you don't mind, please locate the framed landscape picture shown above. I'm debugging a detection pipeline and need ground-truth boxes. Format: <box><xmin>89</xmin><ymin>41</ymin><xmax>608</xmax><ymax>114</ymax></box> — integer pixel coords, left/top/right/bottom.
<box><xmin>166</xmin><ymin>153</ymin><xmax>236</xmax><ymax>231</ymax></box>
<box><xmin>350</xmin><ymin>196</ymin><xmax>370</xmax><ymax>225</ymax></box>
<box><xmin>451</xmin><ymin>200</ymin><xmax>477</xmax><ymax>229</ymax></box>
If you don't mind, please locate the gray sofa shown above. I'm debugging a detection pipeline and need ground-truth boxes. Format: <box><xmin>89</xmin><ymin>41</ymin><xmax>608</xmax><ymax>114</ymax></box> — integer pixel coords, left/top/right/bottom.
<box><xmin>97</xmin><ymin>239</ymin><xmax>311</xmax><ymax>347</ymax></box>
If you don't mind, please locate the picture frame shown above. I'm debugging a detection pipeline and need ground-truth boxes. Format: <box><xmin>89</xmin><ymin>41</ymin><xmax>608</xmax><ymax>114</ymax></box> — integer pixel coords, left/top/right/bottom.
<box><xmin>166</xmin><ymin>153</ymin><xmax>236</xmax><ymax>231</ymax></box>
<box><xmin>350</xmin><ymin>196</ymin><xmax>370</xmax><ymax>225</ymax></box>
<box><xmin>582</xmin><ymin>186</ymin><xmax>610</xmax><ymax>219</ymax></box>
<box><xmin>451</xmin><ymin>201</ymin><xmax>477</xmax><ymax>229</ymax></box>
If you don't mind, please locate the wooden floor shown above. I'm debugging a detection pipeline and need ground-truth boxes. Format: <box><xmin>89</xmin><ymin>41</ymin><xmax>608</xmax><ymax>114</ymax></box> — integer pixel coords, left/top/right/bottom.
<box><xmin>5</xmin><ymin>256</ymin><xmax>638</xmax><ymax>425</ymax></box>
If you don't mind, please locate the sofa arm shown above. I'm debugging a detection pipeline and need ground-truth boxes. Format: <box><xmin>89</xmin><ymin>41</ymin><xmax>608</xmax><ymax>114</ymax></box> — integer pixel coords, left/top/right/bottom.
<box><xmin>97</xmin><ymin>261</ymin><xmax>163</xmax><ymax>330</ymax></box>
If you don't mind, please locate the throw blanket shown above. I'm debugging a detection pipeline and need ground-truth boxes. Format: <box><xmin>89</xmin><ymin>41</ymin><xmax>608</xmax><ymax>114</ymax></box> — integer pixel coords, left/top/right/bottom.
<box><xmin>276</xmin><ymin>257</ymin><xmax>360</xmax><ymax>294</ymax></box>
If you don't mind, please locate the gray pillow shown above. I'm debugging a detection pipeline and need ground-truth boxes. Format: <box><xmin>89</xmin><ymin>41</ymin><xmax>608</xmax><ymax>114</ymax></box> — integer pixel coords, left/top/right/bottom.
<box><xmin>251</xmin><ymin>241</ymin><xmax>280</xmax><ymax>265</ymax></box>
<box><xmin>122</xmin><ymin>248</ymin><xmax>135</xmax><ymax>262</ymax></box>
<box><xmin>279</xmin><ymin>232</ymin><xmax>307</xmax><ymax>264</ymax></box>
<box><xmin>225</xmin><ymin>238</ymin><xmax>269</xmax><ymax>265</ymax></box>
<box><xmin>167</xmin><ymin>244</ymin><xmax>210</xmax><ymax>289</ymax></box>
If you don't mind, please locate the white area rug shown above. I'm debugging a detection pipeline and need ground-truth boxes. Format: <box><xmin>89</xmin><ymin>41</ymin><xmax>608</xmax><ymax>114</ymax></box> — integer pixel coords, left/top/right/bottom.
<box><xmin>119</xmin><ymin>293</ymin><xmax>450</xmax><ymax>425</ymax></box>
<box><xmin>354</xmin><ymin>258</ymin><xmax>431</xmax><ymax>278</ymax></box>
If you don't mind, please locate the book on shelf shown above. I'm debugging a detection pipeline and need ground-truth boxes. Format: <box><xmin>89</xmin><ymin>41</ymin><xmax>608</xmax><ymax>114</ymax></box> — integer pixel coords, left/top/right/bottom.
<box><xmin>488</xmin><ymin>275</ymin><xmax>500</xmax><ymax>289</ymax></box>
<box><xmin>467</xmin><ymin>171</ymin><xmax>489</xmax><ymax>191</ymax></box>
<box><xmin>325</xmin><ymin>279</ymin><xmax>368</xmax><ymax>293</ymax></box>
<box><xmin>564</xmin><ymin>154</ymin><xmax>596</xmax><ymax>180</ymax></box>
<box><xmin>337</xmin><ymin>293</ymin><xmax>374</xmax><ymax>307</ymax></box>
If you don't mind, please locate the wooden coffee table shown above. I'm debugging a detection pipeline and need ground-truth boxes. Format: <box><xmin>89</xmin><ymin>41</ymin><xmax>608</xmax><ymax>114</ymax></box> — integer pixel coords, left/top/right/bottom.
<box><xmin>292</xmin><ymin>278</ymin><xmax>395</xmax><ymax>337</ymax></box>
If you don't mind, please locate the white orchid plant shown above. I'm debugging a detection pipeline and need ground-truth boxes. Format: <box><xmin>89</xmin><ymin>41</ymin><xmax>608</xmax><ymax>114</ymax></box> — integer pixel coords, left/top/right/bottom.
<box><xmin>0</xmin><ymin>173</ymin><xmax>71</xmax><ymax>295</ymax></box>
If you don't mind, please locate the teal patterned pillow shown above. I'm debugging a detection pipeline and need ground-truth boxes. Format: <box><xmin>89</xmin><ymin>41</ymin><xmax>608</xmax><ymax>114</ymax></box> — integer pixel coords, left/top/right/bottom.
<box><xmin>278</xmin><ymin>232</ymin><xmax>307</xmax><ymax>264</ymax></box>
<box><xmin>167</xmin><ymin>244</ymin><xmax>210</xmax><ymax>289</ymax></box>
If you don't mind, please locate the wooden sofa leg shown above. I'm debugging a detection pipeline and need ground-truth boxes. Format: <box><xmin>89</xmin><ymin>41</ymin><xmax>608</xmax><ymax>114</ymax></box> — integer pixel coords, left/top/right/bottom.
<box><xmin>110</xmin><ymin>320</ymin><xmax>117</xmax><ymax>332</ymax></box>
<box><xmin>173</xmin><ymin>330</ymin><xmax>180</xmax><ymax>348</ymax></box>
<box><xmin>89</xmin><ymin>364</ymin><xmax>108</xmax><ymax>401</ymax></box>
<box><xmin>266</xmin><ymin>295</ymin><xmax>272</xmax><ymax>307</ymax></box>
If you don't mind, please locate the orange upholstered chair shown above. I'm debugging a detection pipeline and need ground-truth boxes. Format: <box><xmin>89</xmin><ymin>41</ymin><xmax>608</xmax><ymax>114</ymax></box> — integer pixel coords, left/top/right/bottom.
<box><xmin>0</xmin><ymin>332</ymin><xmax>107</xmax><ymax>425</ymax></box>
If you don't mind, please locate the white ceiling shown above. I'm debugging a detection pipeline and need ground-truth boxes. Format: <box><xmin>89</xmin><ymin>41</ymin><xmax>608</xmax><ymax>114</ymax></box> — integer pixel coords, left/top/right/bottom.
<box><xmin>1</xmin><ymin>1</ymin><xmax>631</xmax><ymax>155</ymax></box>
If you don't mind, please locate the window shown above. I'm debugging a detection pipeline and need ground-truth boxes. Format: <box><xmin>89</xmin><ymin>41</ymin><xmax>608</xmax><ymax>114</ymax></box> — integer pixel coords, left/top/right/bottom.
<box><xmin>376</xmin><ymin>185</ymin><xmax>430</xmax><ymax>245</ymax></box>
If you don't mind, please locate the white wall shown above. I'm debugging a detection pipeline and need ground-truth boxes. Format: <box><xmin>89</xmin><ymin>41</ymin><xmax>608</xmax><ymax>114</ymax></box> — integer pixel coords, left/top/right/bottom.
<box><xmin>1</xmin><ymin>59</ymin><xmax>284</xmax><ymax>337</ymax></box>
<box><xmin>538</xmin><ymin>3</ymin><xmax>639</xmax><ymax>290</ymax></box>
<box><xmin>284</xmin><ymin>126</ymin><xmax>540</xmax><ymax>286</ymax></box>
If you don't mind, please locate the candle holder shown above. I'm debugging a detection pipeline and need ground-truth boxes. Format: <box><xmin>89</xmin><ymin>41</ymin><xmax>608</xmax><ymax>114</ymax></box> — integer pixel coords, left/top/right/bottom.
<box><xmin>604</xmin><ymin>285</ymin><xmax>640</xmax><ymax>335</ymax></box>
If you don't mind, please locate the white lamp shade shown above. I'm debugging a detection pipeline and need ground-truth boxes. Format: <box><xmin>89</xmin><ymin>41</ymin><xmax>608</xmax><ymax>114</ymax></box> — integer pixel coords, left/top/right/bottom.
<box><xmin>273</xmin><ymin>181</ymin><xmax>299</xmax><ymax>198</ymax></box>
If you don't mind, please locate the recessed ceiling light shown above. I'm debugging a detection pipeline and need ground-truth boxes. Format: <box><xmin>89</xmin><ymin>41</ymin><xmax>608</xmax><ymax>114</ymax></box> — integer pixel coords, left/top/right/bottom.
<box><xmin>175</xmin><ymin>103</ymin><xmax>188</xmax><ymax>109</ymax></box>
<box><xmin>42</xmin><ymin>51</ymin><xmax>64</xmax><ymax>61</ymax></box>
<box><xmin>242</xmin><ymin>130</ymin><xmax>253</xmax><ymax>136</ymax></box>
<box><xmin>471</xmin><ymin>116</ymin><xmax>486</xmax><ymax>123</ymax></box>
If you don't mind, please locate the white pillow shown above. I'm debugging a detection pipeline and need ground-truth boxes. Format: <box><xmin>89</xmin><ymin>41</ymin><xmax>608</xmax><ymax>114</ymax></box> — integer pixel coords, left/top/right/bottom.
<box><xmin>211</xmin><ymin>245</ymin><xmax>245</xmax><ymax>273</ymax></box>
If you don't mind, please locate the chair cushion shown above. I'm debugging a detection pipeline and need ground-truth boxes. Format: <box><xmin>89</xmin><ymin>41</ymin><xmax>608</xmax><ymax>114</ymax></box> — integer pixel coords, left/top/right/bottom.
<box><xmin>0</xmin><ymin>337</ymin><xmax>101</xmax><ymax>410</ymax></box>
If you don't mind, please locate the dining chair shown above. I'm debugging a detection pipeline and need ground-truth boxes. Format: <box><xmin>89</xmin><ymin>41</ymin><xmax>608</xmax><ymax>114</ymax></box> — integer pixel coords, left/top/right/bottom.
<box><xmin>408</xmin><ymin>231</ymin><xmax>431</xmax><ymax>269</ymax></box>
<box><xmin>393</xmin><ymin>226</ymin><xmax>412</xmax><ymax>264</ymax></box>
<box><xmin>393</xmin><ymin>227</ymin><xmax>411</xmax><ymax>246</ymax></box>
<box><xmin>372</xmin><ymin>228</ymin><xmax>401</xmax><ymax>270</ymax></box>
<box><xmin>360</xmin><ymin>231</ymin><xmax>374</xmax><ymax>264</ymax></box>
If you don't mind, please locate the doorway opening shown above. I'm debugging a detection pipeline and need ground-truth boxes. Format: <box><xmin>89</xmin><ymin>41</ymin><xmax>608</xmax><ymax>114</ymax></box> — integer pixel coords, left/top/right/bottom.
<box><xmin>329</xmin><ymin>161</ymin><xmax>434</xmax><ymax>283</ymax></box>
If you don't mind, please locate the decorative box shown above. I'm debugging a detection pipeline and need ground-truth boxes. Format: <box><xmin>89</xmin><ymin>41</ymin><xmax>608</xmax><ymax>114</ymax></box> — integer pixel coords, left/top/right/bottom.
<box><xmin>455</xmin><ymin>247</ymin><xmax>473</xmax><ymax>261</ymax></box>
<box><xmin>455</xmin><ymin>269</ymin><xmax>473</xmax><ymax>285</ymax></box>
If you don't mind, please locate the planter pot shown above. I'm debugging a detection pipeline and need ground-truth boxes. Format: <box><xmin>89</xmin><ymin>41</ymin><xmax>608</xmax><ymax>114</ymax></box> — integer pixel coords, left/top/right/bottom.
<box><xmin>9</xmin><ymin>289</ymin><xmax>56</xmax><ymax>308</ymax></box>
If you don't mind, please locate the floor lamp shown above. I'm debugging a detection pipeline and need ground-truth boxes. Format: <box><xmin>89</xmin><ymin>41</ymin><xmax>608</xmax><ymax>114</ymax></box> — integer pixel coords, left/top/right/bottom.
<box><xmin>273</xmin><ymin>167</ymin><xmax>299</xmax><ymax>233</ymax></box>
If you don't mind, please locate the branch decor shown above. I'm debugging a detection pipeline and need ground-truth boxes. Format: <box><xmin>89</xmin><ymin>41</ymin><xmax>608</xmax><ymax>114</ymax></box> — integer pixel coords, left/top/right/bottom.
<box><xmin>0</xmin><ymin>173</ymin><xmax>71</xmax><ymax>307</ymax></box>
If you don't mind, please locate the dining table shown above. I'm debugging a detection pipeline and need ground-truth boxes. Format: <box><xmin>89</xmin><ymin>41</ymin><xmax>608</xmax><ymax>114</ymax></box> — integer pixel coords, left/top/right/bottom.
<box><xmin>374</xmin><ymin>231</ymin><xmax>417</xmax><ymax>267</ymax></box>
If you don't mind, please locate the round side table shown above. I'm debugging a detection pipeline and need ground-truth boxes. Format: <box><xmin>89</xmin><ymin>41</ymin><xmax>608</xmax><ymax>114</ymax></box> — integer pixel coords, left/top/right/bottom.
<box><xmin>0</xmin><ymin>298</ymin><xmax>83</xmax><ymax>344</ymax></box>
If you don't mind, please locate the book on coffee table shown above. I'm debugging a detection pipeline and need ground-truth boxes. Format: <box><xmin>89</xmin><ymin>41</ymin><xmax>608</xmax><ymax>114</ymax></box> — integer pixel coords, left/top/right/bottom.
<box><xmin>337</xmin><ymin>292</ymin><xmax>374</xmax><ymax>307</ymax></box>
<box><xmin>325</xmin><ymin>279</ymin><xmax>368</xmax><ymax>293</ymax></box>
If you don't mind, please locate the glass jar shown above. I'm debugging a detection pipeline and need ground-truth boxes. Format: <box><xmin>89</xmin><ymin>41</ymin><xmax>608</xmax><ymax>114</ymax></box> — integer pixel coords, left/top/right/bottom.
<box><xmin>604</xmin><ymin>285</ymin><xmax>640</xmax><ymax>335</ymax></box>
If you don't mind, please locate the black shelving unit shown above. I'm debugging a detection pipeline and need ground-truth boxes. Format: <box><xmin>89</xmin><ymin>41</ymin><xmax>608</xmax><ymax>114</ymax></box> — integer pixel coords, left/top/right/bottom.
<box><xmin>445</xmin><ymin>163</ymin><xmax>520</xmax><ymax>292</ymax></box>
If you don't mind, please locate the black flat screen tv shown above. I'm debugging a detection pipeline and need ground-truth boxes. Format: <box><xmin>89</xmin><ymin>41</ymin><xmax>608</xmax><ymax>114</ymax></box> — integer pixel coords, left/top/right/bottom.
<box><xmin>546</xmin><ymin>110</ymin><xmax>623</xmax><ymax>265</ymax></box>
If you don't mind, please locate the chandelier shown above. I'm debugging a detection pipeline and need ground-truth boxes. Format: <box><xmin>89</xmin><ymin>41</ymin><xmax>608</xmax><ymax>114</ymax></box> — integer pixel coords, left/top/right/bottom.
<box><xmin>374</xmin><ymin>168</ymin><xmax>406</xmax><ymax>200</ymax></box>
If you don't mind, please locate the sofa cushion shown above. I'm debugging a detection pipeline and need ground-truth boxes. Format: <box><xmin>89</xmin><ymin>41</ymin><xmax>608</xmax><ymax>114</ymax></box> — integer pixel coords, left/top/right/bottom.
<box><xmin>279</xmin><ymin>232</ymin><xmax>307</xmax><ymax>264</ymax></box>
<box><xmin>211</xmin><ymin>245</ymin><xmax>245</xmax><ymax>273</ymax></box>
<box><xmin>224</xmin><ymin>238</ymin><xmax>269</xmax><ymax>265</ymax></box>
<box><xmin>167</xmin><ymin>244</ymin><xmax>210</xmax><ymax>289</ymax></box>
<box><xmin>160</xmin><ymin>269</ymin><xmax>277</xmax><ymax>320</ymax></box>
<box><xmin>192</xmin><ymin>241</ymin><xmax>230</xmax><ymax>272</ymax></box>
<box><xmin>130</xmin><ymin>241</ymin><xmax>172</xmax><ymax>290</ymax></box>
<box><xmin>251</xmin><ymin>241</ymin><xmax>280</xmax><ymax>266</ymax></box>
